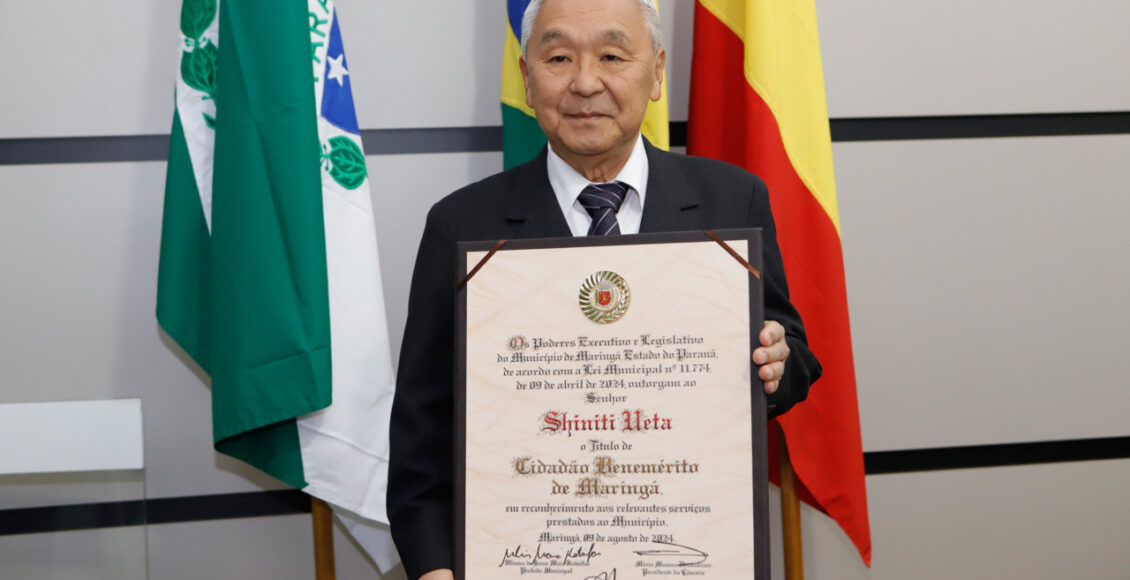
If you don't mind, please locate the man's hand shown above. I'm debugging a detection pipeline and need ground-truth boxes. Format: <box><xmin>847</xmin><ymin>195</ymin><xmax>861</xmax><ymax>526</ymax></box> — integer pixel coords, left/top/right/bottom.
<box><xmin>419</xmin><ymin>569</ymin><xmax>454</xmax><ymax>580</ymax></box>
<box><xmin>753</xmin><ymin>321</ymin><xmax>789</xmax><ymax>395</ymax></box>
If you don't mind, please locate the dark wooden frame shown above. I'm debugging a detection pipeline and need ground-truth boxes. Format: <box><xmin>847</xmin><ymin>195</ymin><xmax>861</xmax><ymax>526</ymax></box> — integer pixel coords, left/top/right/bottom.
<box><xmin>454</xmin><ymin>228</ymin><xmax>769</xmax><ymax>579</ymax></box>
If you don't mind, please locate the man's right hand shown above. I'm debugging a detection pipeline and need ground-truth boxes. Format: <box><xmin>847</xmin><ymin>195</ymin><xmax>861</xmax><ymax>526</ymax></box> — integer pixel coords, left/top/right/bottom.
<box><xmin>419</xmin><ymin>569</ymin><xmax>454</xmax><ymax>580</ymax></box>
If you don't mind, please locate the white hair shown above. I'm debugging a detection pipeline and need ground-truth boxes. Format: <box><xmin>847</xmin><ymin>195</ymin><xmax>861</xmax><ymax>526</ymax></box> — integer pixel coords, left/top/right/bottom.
<box><xmin>520</xmin><ymin>0</ymin><xmax>663</xmax><ymax>58</ymax></box>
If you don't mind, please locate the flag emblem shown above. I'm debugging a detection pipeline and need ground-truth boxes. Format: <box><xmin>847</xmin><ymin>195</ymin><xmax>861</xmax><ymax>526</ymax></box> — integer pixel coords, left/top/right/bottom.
<box><xmin>321</xmin><ymin>136</ymin><xmax>367</xmax><ymax>190</ymax></box>
<box><xmin>179</xmin><ymin>0</ymin><xmax>218</xmax><ymax>128</ymax></box>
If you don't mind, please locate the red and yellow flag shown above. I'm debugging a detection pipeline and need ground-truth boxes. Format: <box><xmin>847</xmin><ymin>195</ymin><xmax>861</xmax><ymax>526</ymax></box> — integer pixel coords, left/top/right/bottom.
<box><xmin>688</xmin><ymin>0</ymin><xmax>871</xmax><ymax>564</ymax></box>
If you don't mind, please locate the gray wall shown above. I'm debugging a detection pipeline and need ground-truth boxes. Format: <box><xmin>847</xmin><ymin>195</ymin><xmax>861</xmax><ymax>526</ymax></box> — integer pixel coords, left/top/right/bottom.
<box><xmin>2</xmin><ymin>0</ymin><xmax>1128</xmax><ymax>578</ymax></box>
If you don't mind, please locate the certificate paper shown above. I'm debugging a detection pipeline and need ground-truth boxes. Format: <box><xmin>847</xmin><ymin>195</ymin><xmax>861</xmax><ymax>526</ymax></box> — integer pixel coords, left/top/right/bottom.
<box><xmin>455</xmin><ymin>230</ymin><xmax>768</xmax><ymax>579</ymax></box>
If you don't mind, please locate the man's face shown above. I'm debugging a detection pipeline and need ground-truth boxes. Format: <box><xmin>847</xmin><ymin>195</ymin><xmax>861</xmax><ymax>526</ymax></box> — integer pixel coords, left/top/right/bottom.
<box><xmin>521</xmin><ymin>0</ymin><xmax>665</xmax><ymax>163</ymax></box>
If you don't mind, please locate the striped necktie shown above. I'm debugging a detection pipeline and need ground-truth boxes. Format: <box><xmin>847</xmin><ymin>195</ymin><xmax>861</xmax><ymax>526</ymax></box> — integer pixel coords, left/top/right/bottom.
<box><xmin>578</xmin><ymin>181</ymin><xmax>630</xmax><ymax>236</ymax></box>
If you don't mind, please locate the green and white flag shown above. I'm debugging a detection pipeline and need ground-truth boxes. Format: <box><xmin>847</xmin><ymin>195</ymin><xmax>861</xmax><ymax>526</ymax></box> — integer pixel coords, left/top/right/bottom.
<box><xmin>158</xmin><ymin>0</ymin><xmax>397</xmax><ymax>569</ymax></box>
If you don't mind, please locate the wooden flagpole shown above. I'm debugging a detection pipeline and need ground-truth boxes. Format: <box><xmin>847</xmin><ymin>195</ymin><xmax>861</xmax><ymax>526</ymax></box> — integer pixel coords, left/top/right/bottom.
<box><xmin>778</xmin><ymin>423</ymin><xmax>804</xmax><ymax>580</ymax></box>
<box><xmin>311</xmin><ymin>497</ymin><xmax>337</xmax><ymax>580</ymax></box>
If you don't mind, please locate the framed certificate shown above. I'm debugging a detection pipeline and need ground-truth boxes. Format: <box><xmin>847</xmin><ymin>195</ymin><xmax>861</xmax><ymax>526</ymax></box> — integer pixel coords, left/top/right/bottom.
<box><xmin>455</xmin><ymin>229</ymin><xmax>769</xmax><ymax>579</ymax></box>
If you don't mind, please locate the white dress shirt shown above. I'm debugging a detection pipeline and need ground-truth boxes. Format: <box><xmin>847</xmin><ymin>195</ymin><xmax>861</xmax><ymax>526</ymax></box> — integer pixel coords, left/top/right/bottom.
<box><xmin>546</xmin><ymin>135</ymin><xmax>649</xmax><ymax>236</ymax></box>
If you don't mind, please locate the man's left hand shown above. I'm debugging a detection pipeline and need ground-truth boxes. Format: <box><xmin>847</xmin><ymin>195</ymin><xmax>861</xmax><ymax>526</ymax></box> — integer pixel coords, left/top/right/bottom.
<box><xmin>753</xmin><ymin>321</ymin><xmax>789</xmax><ymax>394</ymax></box>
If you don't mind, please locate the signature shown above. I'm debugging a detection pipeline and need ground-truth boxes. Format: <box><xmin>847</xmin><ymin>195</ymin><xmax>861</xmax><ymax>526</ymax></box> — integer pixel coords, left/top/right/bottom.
<box><xmin>498</xmin><ymin>542</ymin><xmax>603</xmax><ymax>567</ymax></box>
<box><xmin>584</xmin><ymin>569</ymin><xmax>616</xmax><ymax>580</ymax></box>
<box><xmin>632</xmin><ymin>540</ymin><xmax>709</xmax><ymax>566</ymax></box>
<box><xmin>565</xmin><ymin>543</ymin><xmax>603</xmax><ymax>565</ymax></box>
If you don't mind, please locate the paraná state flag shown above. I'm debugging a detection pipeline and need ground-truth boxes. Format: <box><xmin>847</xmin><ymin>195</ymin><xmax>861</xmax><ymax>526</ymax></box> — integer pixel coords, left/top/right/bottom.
<box><xmin>688</xmin><ymin>0</ymin><xmax>871</xmax><ymax>565</ymax></box>
<box><xmin>158</xmin><ymin>0</ymin><xmax>398</xmax><ymax>569</ymax></box>
<box><xmin>501</xmin><ymin>0</ymin><xmax>670</xmax><ymax>168</ymax></box>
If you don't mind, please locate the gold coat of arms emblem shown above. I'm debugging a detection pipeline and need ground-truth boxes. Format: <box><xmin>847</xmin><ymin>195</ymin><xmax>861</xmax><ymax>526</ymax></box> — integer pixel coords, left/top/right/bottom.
<box><xmin>579</xmin><ymin>270</ymin><xmax>630</xmax><ymax>324</ymax></box>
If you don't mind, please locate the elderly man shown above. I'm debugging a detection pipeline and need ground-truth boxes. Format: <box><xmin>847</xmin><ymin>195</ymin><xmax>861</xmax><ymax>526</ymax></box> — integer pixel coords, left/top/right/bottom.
<box><xmin>388</xmin><ymin>0</ymin><xmax>822</xmax><ymax>578</ymax></box>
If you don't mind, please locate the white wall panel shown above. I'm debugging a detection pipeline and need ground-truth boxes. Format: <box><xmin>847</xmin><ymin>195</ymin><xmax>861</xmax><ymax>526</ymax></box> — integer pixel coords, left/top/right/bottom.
<box><xmin>835</xmin><ymin>135</ymin><xmax>1130</xmax><ymax>451</ymax></box>
<box><xmin>7</xmin><ymin>0</ymin><xmax>1130</xmax><ymax>140</ymax></box>
<box><xmin>0</xmin><ymin>527</ymin><xmax>147</xmax><ymax>580</ymax></box>
<box><xmin>340</xmin><ymin>1</ymin><xmax>506</xmax><ymax>131</ymax></box>
<box><xmin>0</xmin><ymin>471</ymin><xmax>142</xmax><ymax>511</ymax></box>
<box><xmin>5</xmin><ymin>1</ymin><xmax>1130</xmax><ymax>138</ymax></box>
<box><xmin>817</xmin><ymin>0</ymin><xmax>1130</xmax><ymax>117</ymax></box>
<box><xmin>779</xmin><ymin>459</ymin><xmax>1130</xmax><ymax>579</ymax></box>
<box><xmin>368</xmin><ymin>150</ymin><xmax>503</xmax><ymax>360</ymax></box>
<box><xmin>0</xmin><ymin>1</ymin><xmax>692</xmax><ymax>138</ymax></box>
<box><xmin>0</xmin><ymin>1</ymin><xmax>178</xmax><ymax>139</ymax></box>
<box><xmin>146</xmin><ymin>515</ymin><xmax>407</xmax><ymax>579</ymax></box>
<box><xmin>0</xmin><ymin>399</ymin><xmax>143</xmax><ymax>475</ymax></box>
<box><xmin>0</xmin><ymin>162</ymin><xmax>283</xmax><ymax>498</ymax></box>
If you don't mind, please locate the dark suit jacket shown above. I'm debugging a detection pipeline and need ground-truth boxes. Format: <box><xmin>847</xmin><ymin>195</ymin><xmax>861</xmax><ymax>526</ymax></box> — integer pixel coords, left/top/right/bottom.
<box><xmin>388</xmin><ymin>141</ymin><xmax>822</xmax><ymax>579</ymax></box>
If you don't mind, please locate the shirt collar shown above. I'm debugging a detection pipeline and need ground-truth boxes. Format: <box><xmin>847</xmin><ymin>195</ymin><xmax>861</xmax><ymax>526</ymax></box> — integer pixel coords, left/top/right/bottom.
<box><xmin>547</xmin><ymin>134</ymin><xmax>649</xmax><ymax>214</ymax></box>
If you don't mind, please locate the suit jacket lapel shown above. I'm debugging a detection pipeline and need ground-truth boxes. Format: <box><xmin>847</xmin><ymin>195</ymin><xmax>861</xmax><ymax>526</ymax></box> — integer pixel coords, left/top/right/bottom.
<box><xmin>503</xmin><ymin>148</ymin><xmax>573</xmax><ymax>238</ymax></box>
<box><xmin>503</xmin><ymin>141</ymin><xmax>699</xmax><ymax>238</ymax></box>
<box><xmin>639</xmin><ymin>140</ymin><xmax>701</xmax><ymax>233</ymax></box>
